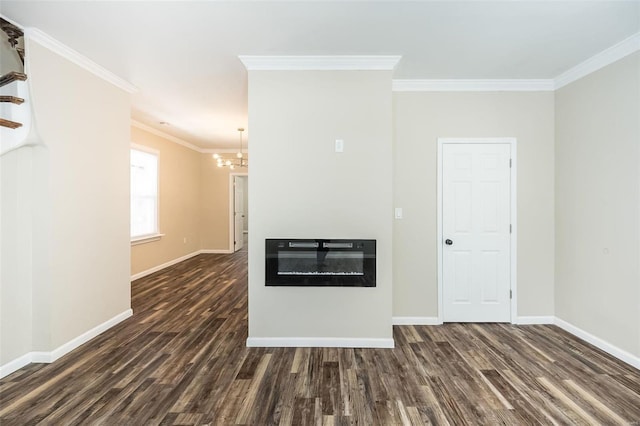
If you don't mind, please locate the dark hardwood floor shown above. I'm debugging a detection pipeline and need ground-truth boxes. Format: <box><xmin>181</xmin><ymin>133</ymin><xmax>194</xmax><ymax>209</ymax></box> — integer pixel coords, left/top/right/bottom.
<box><xmin>1</xmin><ymin>244</ymin><xmax>640</xmax><ymax>425</ymax></box>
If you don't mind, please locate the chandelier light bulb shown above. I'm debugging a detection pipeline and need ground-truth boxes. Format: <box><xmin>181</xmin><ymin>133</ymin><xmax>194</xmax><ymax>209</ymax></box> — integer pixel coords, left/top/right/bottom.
<box><xmin>212</xmin><ymin>127</ymin><xmax>247</xmax><ymax>168</ymax></box>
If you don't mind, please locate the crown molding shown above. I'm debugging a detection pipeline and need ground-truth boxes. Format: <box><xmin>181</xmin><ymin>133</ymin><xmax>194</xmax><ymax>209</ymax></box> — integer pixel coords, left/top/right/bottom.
<box><xmin>239</xmin><ymin>55</ymin><xmax>401</xmax><ymax>71</ymax></box>
<box><xmin>392</xmin><ymin>32</ymin><xmax>639</xmax><ymax>93</ymax></box>
<box><xmin>554</xmin><ymin>32</ymin><xmax>640</xmax><ymax>90</ymax></box>
<box><xmin>25</xmin><ymin>28</ymin><xmax>138</xmax><ymax>94</ymax></box>
<box><xmin>131</xmin><ymin>121</ymin><xmax>249</xmax><ymax>155</ymax></box>
<box><xmin>131</xmin><ymin>120</ymin><xmax>204</xmax><ymax>153</ymax></box>
<box><xmin>392</xmin><ymin>79</ymin><xmax>555</xmax><ymax>92</ymax></box>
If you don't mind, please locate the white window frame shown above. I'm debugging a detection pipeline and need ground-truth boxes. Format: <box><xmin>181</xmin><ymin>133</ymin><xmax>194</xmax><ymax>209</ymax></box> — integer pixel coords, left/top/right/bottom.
<box><xmin>130</xmin><ymin>143</ymin><xmax>164</xmax><ymax>245</ymax></box>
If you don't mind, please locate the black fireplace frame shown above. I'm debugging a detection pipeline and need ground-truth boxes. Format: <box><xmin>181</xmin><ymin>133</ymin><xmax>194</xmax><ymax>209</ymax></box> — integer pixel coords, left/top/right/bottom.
<box><xmin>265</xmin><ymin>239</ymin><xmax>376</xmax><ymax>287</ymax></box>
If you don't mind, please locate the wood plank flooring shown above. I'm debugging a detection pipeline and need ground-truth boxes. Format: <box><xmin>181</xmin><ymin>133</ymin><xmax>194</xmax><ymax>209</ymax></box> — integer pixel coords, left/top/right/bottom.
<box><xmin>1</xmin><ymin>246</ymin><xmax>640</xmax><ymax>424</ymax></box>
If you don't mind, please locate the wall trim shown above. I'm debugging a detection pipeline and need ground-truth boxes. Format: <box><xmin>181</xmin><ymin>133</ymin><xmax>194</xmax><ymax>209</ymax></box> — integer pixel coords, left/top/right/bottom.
<box><xmin>392</xmin><ymin>32</ymin><xmax>640</xmax><ymax>93</ymax></box>
<box><xmin>554</xmin><ymin>317</ymin><xmax>640</xmax><ymax>370</ymax></box>
<box><xmin>131</xmin><ymin>120</ymin><xmax>204</xmax><ymax>153</ymax></box>
<box><xmin>131</xmin><ymin>249</ymin><xmax>237</xmax><ymax>281</ymax></box>
<box><xmin>4</xmin><ymin>314</ymin><xmax>637</xmax><ymax>376</ymax></box>
<box><xmin>25</xmin><ymin>28</ymin><xmax>137</xmax><ymax>93</ymax></box>
<box><xmin>131</xmin><ymin>250</ymin><xmax>202</xmax><ymax>281</ymax></box>
<box><xmin>392</xmin><ymin>316</ymin><xmax>555</xmax><ymax>326</ymax></box>
<box><xmin>200</xmin><ymin>249</ymin><xmax>234</xmax><ymax>254</ymax></box>
<box><xmin>30</xmin><ymin>351</ymin><xmax>52</xmax><ymax>364</ymax></box>
<box><xmin>515</xmin><ymin>316</ymin><xmax>554</xmax><ymax>325</ymax></box>
<box><xmin>0</xmin><ymin>352</ymin><xmax>33</xmax><ymax>379</ymax></box>
<box><xmin>239</xmin><ymin>55</ymin><xmax>401</xmax><ymax>71</ymax></box>
<box><xmin>0</xmin><ymin>309</ymin><xmax>133</xmax><ymax>379</ymax></box>
<box><xmin>48</xmin><ymin>309</ymin><xmax>133</xmax><ymax>363</ymax></box>
<box><xmin>554</xmin><ymin>32</ymin><xmax>640</xmax><ymax>90</ymax></box>
<box><xmin>392</xmin><ymin>79</ymin><xmax>554</xmax><ymax>92</ymax></box>
<box><xmin>130</xmin><ymin>121</ymin><xmax>249</xmax><ymax>155</ymax></box>
<box><xmin>392</xmin><ymin>316</ymin><xmax>441</xmax><ymax>325</ymax></box>
<box><xmin>246</xmin><ymin>337</ymin><xmax>395</xmax><ymax>348</ymax></box>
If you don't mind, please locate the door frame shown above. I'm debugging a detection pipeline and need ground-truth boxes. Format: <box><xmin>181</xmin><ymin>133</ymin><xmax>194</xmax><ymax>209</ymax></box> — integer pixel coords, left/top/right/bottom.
<box><xmin>437</xmin><ymin>138</ymin><xmax>518</xmax><ymax>324</ymax></box>
<box><xmin>229</xmin><ymin>172</ymin><xmax>248</xmax><ymax>252</ymax></box>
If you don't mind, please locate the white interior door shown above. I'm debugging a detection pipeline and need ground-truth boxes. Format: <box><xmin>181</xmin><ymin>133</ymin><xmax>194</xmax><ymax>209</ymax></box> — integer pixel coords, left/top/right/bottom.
<box><xmin>442</xmin><ymin>143</ymin><xmax>511</xmax><ymax>322</ymax></box>
<box><xmin>233</xmin><ymin>176</ymin><xmax>245</xmax><ymax>252</ymax></box>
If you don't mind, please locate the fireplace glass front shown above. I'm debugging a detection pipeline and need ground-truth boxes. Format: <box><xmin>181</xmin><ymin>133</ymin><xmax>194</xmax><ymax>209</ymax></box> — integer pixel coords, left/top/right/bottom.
<box><xmin>265</xmin><ymin>239</ymin><xmax>376</xmax><ymax>287</ymax></box>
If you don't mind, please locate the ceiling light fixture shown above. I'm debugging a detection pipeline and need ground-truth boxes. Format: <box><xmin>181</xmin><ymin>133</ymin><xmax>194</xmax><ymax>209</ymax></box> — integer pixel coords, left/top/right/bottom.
<box><xmin>212</xmin><ymin>128</ymin><xmax>248</xmax><ymax>170</ymax></box>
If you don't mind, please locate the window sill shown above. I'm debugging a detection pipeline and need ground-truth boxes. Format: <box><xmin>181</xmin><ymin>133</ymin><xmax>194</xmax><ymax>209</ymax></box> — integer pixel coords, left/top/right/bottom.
<box><xmin>131</xmin><ymin>233</ymin><xmax>165</xmax><ymax>246</ymax></box>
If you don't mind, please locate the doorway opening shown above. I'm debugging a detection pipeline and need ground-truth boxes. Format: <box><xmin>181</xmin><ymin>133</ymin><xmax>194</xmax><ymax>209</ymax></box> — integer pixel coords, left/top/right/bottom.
<box><xmin>229</xmin><ymin>174</ymin><xmax>248</xmax><ymax>252</ymax></box>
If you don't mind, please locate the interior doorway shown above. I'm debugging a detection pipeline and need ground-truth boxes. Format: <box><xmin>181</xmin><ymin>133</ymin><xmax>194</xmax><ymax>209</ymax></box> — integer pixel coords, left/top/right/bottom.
<box><xmin>437</xmin><ymin>138</ymin><xmax>517</xmax><ymax>323</ymax></box>
<box><xmin>230</xmin><ymin>174</ymin><xmax>248</xmax><ymax>253</ymax></box>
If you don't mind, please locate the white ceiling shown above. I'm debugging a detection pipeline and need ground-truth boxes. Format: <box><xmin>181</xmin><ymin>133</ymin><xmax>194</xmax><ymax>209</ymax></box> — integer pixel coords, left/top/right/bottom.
<box><xmin>2</xmin><ymin>1</ymin><xmax>639</xmax><ymax>149</ymax></box>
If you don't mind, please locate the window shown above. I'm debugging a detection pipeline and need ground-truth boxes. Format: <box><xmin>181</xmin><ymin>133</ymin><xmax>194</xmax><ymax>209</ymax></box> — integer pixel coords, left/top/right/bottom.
<box><xmin>131</xmin><ymin>147</ymin><xmax>159</xmax><ymax>240</ymax></box>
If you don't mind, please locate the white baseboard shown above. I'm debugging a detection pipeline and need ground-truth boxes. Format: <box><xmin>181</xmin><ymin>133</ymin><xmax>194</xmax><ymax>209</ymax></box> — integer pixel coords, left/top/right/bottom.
<box><xmin>48</xmin><ymin>309</ymin><xmax>133</xmax><ymax>363</ymax></box>
<box><xmin>0</xmin><ymin>352</ymin><xmax>33</xmax><ymax>379</ymax></box>
<box><xmin>554</xmin><ymin>317</ymin><xmax>640</xmax><ymax>370</ymax></box>
<box><xmin>131</xmin><ymin>251</ymin><xmax>202</xmax><ymax>281</ymax></box>
<box><xmin>246</xmin><ymin>337</ymin><xmax>394</xmax><ymax>348</ymax></box>
<box><xmin>131</xmin><ymin>249</ymin><xmax>238</xmax><ymax>281</ymax></box>
<box><xmin>0</xmin><ymin>309</ymin><xmax>133</xmax><ymax>379</ymax></box>
<box><xmin>30</xmin><ymin>351</ymin><xmax>51</xmax><ymax>364</ymax></box>
<box><xmin>393</xmin><ymin>316</ymin><xmax>554</xmax><ymax>326</ymax></box>
<box><xmin>200</xmin><ymin>249</ymin><xmax>234</xmax><ymax>254</ymax></box>
<box><xmin>392</xmin><ymin>316</ymin><xmax>441</xmax><ymax>325</ymax></box>
<box><xmin>515</xmin><ymin>316</ymin><xmax>555</xmax><ymax>325</ymax></box>
<box><xmin>392</xmin><ymin>315</ymin><xmax>638</xmax><ymax>370</ymax></box>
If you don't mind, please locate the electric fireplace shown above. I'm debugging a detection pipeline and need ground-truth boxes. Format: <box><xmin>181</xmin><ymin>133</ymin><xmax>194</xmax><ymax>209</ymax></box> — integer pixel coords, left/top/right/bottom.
<box><xmin>265</xmin><ymin>239</ymin><xmax>376</xmax><ymax>287</ymax></box>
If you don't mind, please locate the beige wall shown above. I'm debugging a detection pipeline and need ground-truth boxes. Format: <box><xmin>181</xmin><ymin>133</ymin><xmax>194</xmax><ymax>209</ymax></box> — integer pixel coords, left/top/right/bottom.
<box><xmin>555</xmin><ymin>52</ymin><xmax>640</xmax><ymax>357</ymax></box>
<box><xmin>0</xmin><ymin>148</ymin><xmax>33</xmax><ymax>364</ymax></box>
<box><xmin>1</xmin><ymin>37</ymin><xmax>132</xmax><ymax>365</ymax></box>
<box><xmin>199</xmin><ymin>152</ymin><xmax>222</xmax><ymax>251</ymax></box>
<box><xmin>393</xmin><ymin>91</ymin><xmax>555</xmax><ymax>319</ymax></box>
<box><xmin>130</xmin><ymin>128</ymin><xmax>244</xmax><ymax>273</ymax></box>
<box><xmin>130</xmin><ymin>126</ymin><xmax>202</xmax><ymax>275</ymax></box>
<box><xmin>29</xmin><ymin>41</ymin><xmax>132</xmax><ymax>349</ymax></box>
<box><xmin>247</xmin><ymin>70</ymin><xmax>393</xmax><ymax>341</ymax></box>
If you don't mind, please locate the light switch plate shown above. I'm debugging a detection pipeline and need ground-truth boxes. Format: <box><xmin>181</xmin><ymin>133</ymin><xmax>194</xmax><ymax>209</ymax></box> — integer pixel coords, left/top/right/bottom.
<box><xmin>395</xmin><ymin>208</ymin><xmax>403</xmax><ymax>219</ymax></box>
<box><xmin>335</xmin><ymin>139</ymin><xmax>344</xmax><ymax>152</ymax></box>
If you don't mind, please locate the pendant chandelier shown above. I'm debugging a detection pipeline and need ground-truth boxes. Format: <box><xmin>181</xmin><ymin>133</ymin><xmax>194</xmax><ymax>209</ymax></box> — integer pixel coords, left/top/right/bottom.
<box><xmin>213</xmin><ymin>128</ymin><xmax>248</xmax><ymax>169</ymax></box>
